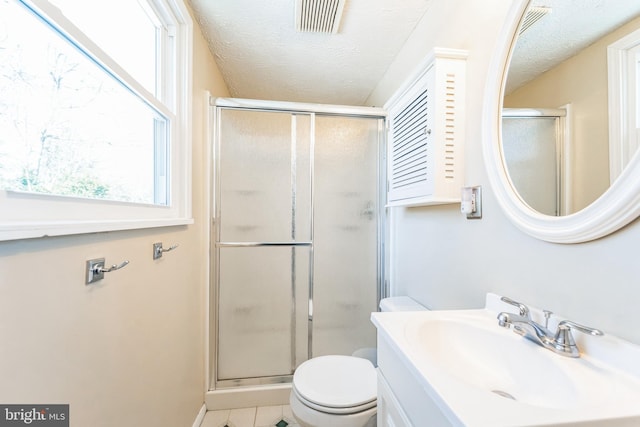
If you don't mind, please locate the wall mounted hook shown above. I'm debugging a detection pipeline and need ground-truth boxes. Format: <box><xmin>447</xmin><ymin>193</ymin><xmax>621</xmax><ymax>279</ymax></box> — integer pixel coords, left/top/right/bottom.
<box><xmin>153</xmin><ymin>242</ymin><xmax>179</xmax><ymax>260</ymax></box>
<box><xmin>86</xmin><ymin>258</ymin><xmax>130</xmax><ymax>284</ymax></box>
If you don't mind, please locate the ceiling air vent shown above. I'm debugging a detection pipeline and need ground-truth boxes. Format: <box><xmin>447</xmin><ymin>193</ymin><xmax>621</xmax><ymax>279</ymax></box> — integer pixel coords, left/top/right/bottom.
<box><xmin>519</xmin><ymin>6</ymin><xmax>551</xmax><ymax>35</ymax></box>
<box><xmin>295</xmin><ymin>0</ymin><xmax>346</xmax><ymax>34</ymax></box>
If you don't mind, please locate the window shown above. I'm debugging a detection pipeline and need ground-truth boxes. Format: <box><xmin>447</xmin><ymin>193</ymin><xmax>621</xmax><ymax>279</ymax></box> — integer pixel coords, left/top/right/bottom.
<box><xmin>0</xmin><ymin>0</ymin><xmax>193</xmax><ymax>240</ymax></box>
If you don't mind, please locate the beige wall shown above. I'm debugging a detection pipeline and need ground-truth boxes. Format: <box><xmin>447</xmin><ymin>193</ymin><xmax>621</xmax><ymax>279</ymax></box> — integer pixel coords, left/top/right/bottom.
<box><xmin>504</xmin><ymin>15</ymin><xmax>640</xmax><ymax>211</ymax></box>
<box><xmin>368</xmin><ymin>0</ymin><xmax>640</xmax><ymax>346</ymax></box>
<box><xmin>0</xmin><ymin>6</ymin><xmax>229</xmax><ymax>427</ymax></box>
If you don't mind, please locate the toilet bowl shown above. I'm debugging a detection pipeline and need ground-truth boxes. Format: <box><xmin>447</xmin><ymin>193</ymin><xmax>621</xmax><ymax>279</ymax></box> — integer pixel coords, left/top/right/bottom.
<box><xmin>290</xmin><ymin>355</ymin><xmax>377</xmax><ymax>427</ymax></box>
<box><xmin>290</xmin><ymin>297</ymin><xmax>427</xmax><ymax>427</ymax></box>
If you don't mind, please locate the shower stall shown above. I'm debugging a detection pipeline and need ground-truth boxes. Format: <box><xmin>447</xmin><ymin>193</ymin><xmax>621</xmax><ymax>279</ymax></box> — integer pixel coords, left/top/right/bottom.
<box><xmin>502</xmin><ymin>107</ymin><xmax>569</xmax><ymax>216</ymax></box>
<box><xmin>209</xmin><ymin>99</ymin><xmax>386</xmax><ymax>390</ymax></box>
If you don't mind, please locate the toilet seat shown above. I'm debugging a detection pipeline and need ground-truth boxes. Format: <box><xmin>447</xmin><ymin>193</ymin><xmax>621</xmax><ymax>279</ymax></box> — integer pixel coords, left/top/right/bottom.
<box><xmin>292</xmin><ymin>385</ymin><xmax>376</xmax><ymax>415</ymax></box>
<box><xmin>292</xmin><ymin>355</ymin><xmax>377</xmax><ymax>415</ymax></box>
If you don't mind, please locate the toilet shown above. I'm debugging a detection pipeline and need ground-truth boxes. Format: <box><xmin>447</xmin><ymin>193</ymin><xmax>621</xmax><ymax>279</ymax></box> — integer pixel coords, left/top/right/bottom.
<box><xmin>290</xmin><ymin>296</ymin><xmax>427</xmax><ymax>427</ymax></box>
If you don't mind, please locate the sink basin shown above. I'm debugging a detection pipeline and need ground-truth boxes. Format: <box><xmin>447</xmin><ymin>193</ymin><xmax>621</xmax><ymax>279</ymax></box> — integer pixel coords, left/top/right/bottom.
<box><xmin>372</xmin><ymin>294</ymin><xmax>640</xmax><ymax>426</ymax></box>
<box><xmin>405</xmin><ymin>315</ymin><xmax>605</xmax><ymax>409</ymax></box>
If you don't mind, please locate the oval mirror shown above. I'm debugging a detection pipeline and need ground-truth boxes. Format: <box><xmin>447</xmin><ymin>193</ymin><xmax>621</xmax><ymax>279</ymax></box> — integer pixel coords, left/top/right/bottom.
<box><xmin>483</xmin><ymin>0</ymin><xmax>640</xmax><ymax>243</ymax></box>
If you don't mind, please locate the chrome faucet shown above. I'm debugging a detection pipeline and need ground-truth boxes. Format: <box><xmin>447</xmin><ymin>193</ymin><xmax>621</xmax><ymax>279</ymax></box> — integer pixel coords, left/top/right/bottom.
<box><xmin>497</xmin><ymin>296</ymin><xmax>603</xmax><ymax>358</ymax></box>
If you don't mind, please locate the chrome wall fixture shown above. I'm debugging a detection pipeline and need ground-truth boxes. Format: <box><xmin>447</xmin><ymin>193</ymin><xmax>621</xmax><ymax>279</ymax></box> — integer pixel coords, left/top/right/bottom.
<box><xmin>86</xmin><ymin>258</ymin><xmax>130</xmax><ymax>284</ymax></box>
<box><xmin>153</xmin><ymin>242</ymin><xmax>179</xmax><ymax>259</ymax></box>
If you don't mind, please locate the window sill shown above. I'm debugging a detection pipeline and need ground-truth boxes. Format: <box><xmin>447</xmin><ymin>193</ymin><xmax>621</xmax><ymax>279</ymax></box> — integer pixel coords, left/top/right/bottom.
<box><xmin>0</xmin><ymin>217</ymin><xmax>194</xmax><ymax>241</ymax></box>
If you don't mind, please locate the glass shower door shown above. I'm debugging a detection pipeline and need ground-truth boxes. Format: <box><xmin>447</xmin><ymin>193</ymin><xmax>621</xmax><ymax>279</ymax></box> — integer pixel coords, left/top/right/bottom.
<box><xmin>502</xmin><ymin>116</ymin><xmax>560</xmax><ymax>216</ymax></box>
<box><xmin>215</xmin><ymin>109</ymin><xmax>311</xmax><ymax>382</ymax></box>
<box><xmin>213</xmin><ymin>105</ymin><xmax>384</xmax><ymax>388</ymax></box>
<box><xmin>311</xmin><ymin>115</ymin><xmax>381</xmax><ymax>357</ymax></box>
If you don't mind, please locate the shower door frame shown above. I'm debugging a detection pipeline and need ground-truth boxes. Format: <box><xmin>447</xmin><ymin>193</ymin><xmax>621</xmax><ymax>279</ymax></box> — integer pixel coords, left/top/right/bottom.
<box><xmin>502</xmin><ymin>106</ymin><xmax>572</xmax><ymax>216</ymax></box>
<box><xmin>209</xmin><ymin>97</ymin><xmax>388</xmax><ymax>390</ymax></box>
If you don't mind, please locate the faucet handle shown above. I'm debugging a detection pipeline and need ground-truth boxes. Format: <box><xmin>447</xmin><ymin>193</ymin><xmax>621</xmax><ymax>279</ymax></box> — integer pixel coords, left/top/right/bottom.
<box><xmin>553</xmin><ymin>320</ymin><xmax>604</xmax><ymax>357</ymax></box>
<box><xmin>500</xmin><ymin>296</ymin><xmax>531</xmax><ymax>319</ymax></box>
<box><xmin>556</xmin><ymin>320</ymin><xmax>604</xmax><ymax>337</ymax></box>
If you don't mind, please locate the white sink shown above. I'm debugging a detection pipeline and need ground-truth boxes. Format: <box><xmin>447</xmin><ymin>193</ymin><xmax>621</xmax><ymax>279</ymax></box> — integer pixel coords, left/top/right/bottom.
<box><xmin>406</xmin><ymin>314</ymin><xmax>612</xmax><ymax>409</ymax></box>
<box><xmin>372</xmin><ymin>294</ymin><xmax>640</xmax><ymax>426</ymax></box>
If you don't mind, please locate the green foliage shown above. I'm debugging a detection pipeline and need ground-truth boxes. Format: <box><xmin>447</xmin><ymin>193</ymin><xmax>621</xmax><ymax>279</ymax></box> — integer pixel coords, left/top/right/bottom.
<box><xmin>13</xmin><ymin>167</ymin><xmax>111</xmax><ymax>200</ymax></box>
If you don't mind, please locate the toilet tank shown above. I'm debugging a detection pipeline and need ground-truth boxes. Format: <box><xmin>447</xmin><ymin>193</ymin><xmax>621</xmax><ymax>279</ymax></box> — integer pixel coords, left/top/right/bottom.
<box><xmin>352</xmin><ymin>297</ymin><xmax>428</xmax><ymax>367</ymax></box>
<box><xmin>379</xmin><ymin>296</ymin><xmax>428</xmax><ymax>312</ymax></box>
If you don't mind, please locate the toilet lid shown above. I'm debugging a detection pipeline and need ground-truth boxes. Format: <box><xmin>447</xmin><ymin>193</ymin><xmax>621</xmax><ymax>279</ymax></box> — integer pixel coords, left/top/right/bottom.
<box><xmin>293</xmin><ymin>355</ymin><xmax>377</xmax><ymax>409</ymax></box>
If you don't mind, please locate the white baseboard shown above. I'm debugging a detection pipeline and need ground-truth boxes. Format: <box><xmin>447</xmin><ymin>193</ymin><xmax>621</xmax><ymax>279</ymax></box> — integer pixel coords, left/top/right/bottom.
<box><xmin>205</xmin><ymin>384</ymin><xmax>292</xmax><ymax>411</ymax></box>
<box><xmin>192</xmin><ymin>403</ymin><xmax>207</xmax><ymax>427</ymax></box>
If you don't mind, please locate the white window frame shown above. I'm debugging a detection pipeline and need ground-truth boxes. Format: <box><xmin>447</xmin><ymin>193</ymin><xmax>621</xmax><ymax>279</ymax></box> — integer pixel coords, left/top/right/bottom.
<box><xmin>0</xmin><ymin>0</ymin><xmax>193</xmax><ymax>241</ymax></box>
<box><xmin>608</xmin><ymin>28</ymin><xmax>640</xmax><ymax>184</ymax></box>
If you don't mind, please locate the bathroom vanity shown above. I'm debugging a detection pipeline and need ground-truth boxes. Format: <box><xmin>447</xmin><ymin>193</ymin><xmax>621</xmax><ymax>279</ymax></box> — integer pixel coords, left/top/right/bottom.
<box><xmin>372</xmin><ymin>294</ymin><xmax>640</xmax><ymax>427</ymax></box>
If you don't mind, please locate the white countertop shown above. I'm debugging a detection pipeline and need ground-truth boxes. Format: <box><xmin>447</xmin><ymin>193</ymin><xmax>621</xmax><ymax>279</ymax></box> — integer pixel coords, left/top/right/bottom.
<box><xmin>371</xmin><ymin>294</ymin><xmax>640</xmax><ymax>427</ymax></box>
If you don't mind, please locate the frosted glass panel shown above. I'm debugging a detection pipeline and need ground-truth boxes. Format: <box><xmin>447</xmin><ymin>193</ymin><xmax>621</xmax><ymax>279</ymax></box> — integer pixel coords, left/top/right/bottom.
<box><xmin>311</xmin><ymin>115</ymin><xmax>380</xmax><ymax>357</ymax></box>
<box><xmin>218</xmin><ymin>109</ymin><xmax>311</xmax><ymax>242</ymax></box>
<box><xmin>502</xmin><ymin>117</ymin><xmax>558</xmax><ymax>216</ymax></box>
<box><xmin>213</xmin><ymin>107</ymin><xmax>383</xmax><ymax>386</ymax></box>
<box><xmin>218</xmin><ymin>246</ymin><xmax>310</xmax><ymax>380</ymax></box>
<box><xmin>293</xmin><ymin>114</ymin><xmax>312</xmax><ymax>241</ymax></box>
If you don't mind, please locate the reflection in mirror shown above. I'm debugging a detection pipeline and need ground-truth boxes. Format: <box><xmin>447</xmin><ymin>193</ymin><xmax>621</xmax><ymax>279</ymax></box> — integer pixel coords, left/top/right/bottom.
<box><xmin>502</xmin><ymin>108</ymin><xmax>566</xmax><ymax>216</ymax></box>
<box><xmin>502</xmin><ymin>0</ymin><xmax>640</xmax><ymax>216</ymax></box>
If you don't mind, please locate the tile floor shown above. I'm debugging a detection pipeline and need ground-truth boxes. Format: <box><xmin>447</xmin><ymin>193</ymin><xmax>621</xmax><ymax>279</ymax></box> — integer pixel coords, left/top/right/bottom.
<box><xmin>200</xmin><ymin>405</ymin><xmax>299</xmax><ymax>427</ymax></box>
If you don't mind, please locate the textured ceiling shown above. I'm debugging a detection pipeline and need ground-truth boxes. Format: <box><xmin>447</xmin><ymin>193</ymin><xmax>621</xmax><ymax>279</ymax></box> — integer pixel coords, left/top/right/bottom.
<box><xmin>507</xmin><ymin>0</ymin><xmax>640</xmax><ymax>93</ymax></box>
<box><xmin>188</xmin><ymin>0</ymin><xmax>432</xmax><ymax>106</ymax></box>
<box><xmin>188</xmin><ymin>0</ymin><xmax>640</xmax><ymax>105</ymax></box>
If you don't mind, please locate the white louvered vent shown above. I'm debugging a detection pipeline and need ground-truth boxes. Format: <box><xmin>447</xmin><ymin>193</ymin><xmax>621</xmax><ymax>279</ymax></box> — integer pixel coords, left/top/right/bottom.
<box><xmin>390</xmin><ymin>89</ymin><xmax>429</xmax><ymax>191</ymax></box>
<box><xmin>385</xmin><ymin>48</ymin><xmax>467</xmax><ymax>207</ymax></box>
<box><xmin>443</xmin><ymin>72</ymin><xmax>457</xmax><ymax>180</ymax></box>
<box><xmin>519</xmin><ymin>6</ymin><xmax>551</xmax><ymax>35</ymax></box>
<box><xmin>295</xmin><ymin>0</ymin><xmax>346</xmax><ymax>34</ymax></box>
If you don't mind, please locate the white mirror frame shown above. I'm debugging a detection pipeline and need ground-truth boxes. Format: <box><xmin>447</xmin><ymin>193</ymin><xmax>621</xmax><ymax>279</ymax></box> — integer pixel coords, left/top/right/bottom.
<box><xmin>483</xmin><ymin>0</ymin><xmax>640</xmax><ymax>243</ymax></box>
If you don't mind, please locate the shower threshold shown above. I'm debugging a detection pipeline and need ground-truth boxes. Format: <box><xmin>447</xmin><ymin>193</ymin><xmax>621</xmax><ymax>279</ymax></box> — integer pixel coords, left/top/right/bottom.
<box><xmin>205</xmin><ymin>384</ymin><xmax>292</xmax><ymax>411</ymax></box>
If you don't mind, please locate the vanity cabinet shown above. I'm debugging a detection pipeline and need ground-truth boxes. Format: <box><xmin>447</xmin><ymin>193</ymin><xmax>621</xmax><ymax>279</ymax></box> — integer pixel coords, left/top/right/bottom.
<box><xmin>377</xmin><ymin>371</ymin><xmax>412</xmax><ymax>427</ymax></box>
<box><xmin>376</xmin><ymin>333</ymin><xmax>454</xmax><ymax>427</ymax></box>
